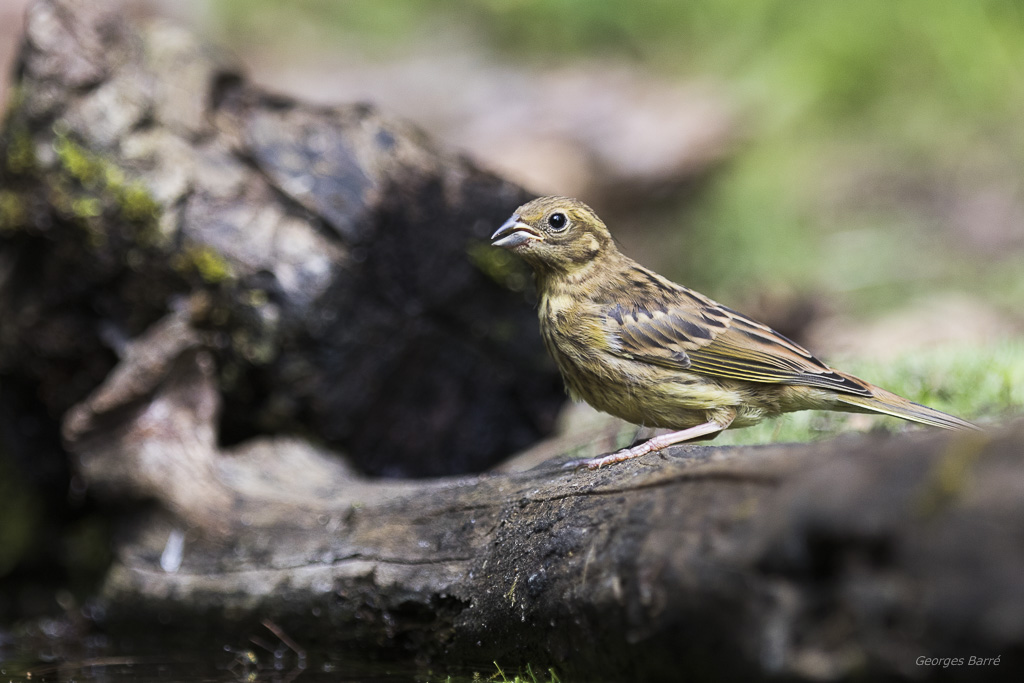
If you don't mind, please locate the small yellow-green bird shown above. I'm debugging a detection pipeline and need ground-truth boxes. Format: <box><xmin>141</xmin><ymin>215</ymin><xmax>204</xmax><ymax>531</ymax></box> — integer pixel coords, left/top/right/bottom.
<box><xmin>491</xmin><ymin>196</ymin><xmax>979</xmax><ymax>469</ymax></box>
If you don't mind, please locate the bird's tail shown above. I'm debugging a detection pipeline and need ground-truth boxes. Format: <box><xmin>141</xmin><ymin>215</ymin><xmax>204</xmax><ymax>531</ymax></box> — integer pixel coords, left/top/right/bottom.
<box><xmin>835</xmin><ymin>383</ymin><xmax>980</xmax><ymax>431</ymax></box>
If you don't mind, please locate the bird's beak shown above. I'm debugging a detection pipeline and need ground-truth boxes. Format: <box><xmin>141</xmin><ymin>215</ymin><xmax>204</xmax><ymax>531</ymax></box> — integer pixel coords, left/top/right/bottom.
<box><xmin>491</xmin><ymin>215</ymin><xmax>542</xmax><ymax>248</ymax></box>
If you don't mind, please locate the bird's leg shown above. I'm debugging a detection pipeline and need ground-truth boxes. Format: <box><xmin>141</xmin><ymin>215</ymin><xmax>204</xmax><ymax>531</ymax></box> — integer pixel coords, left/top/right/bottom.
<box><xmin>565</xmin><ymin>420</ymin><xmax>727</xmax><ymax>470</ymax></box>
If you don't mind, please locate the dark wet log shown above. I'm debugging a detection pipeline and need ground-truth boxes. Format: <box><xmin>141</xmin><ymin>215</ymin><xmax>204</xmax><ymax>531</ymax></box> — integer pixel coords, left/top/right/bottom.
<box><xmin>65</xmin><ymin>317</ymin><xmax>1024</xmax><ymax>681</ymax></box>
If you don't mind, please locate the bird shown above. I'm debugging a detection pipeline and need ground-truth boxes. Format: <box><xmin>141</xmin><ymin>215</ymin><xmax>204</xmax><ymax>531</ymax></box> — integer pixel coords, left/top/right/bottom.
<box><xmin>491</xmin><ymin>196</ymin><xmax>979</xmax><ymax>469</ymax></box>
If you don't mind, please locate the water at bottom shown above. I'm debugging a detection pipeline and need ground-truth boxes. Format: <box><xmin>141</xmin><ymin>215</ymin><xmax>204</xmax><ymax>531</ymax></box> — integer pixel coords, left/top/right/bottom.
<box><xmin>0</xmin><ymin>619</ymin><xmax>518</xmax><ymax>683</ymax></box>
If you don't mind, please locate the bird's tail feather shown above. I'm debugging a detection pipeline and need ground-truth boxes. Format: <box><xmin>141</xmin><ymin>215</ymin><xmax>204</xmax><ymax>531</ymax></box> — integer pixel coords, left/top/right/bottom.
<box><xmin>836</xmin><ymin>386</ymin><xmax>980</xmax><ymax>431</ymax></box>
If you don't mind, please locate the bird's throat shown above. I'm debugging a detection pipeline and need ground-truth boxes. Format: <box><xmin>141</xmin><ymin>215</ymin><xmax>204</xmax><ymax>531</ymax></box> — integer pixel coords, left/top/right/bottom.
<box><xmin>534</xmin><ymin>251</ymin><xmax>625</xmax><ymax>297</ymax></box>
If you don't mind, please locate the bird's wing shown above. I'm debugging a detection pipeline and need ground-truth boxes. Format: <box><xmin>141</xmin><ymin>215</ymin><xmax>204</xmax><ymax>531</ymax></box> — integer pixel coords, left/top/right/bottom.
<box><xmin>604</xmin><ymin>283</ymin><xmax>872</xmax><ymax>397</ymax></box>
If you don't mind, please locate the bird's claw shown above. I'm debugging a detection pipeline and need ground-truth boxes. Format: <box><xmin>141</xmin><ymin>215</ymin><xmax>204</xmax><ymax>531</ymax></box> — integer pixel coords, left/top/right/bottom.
<box><xmin>562</xmin><ymin>447</ymin><xmax>638</xmax><ymax>471</ymax></box>
<box><xmin>561</xmin><ymin>457</ymin><xmax>597</xmax><ymax>471</ymax></box>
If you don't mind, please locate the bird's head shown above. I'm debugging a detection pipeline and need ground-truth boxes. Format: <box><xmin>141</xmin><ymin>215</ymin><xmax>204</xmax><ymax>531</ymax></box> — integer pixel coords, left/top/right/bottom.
<box><xmin>491</xmin><ymin>196</ymin><xmax>615</xmax><ymax>273</ymax></box>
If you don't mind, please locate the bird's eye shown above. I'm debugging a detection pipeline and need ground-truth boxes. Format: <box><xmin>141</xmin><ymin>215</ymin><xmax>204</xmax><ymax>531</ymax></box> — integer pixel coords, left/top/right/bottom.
<box><xmin>547</xmin><ymin>212</ymin><xmax>568</xmax><ymax>231</ymax></box>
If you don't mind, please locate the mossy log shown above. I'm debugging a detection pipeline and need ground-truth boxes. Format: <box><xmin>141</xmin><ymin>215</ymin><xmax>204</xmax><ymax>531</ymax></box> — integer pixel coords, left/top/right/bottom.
<box><xmin>0</xmin><ymin>0</ymin><xmax>562</xmax><ymax>479</ymax></box>
<box><xmin>2</xmin><ymin>2</ymin><xmax>1023</xmax><ymax>682</ymax></box>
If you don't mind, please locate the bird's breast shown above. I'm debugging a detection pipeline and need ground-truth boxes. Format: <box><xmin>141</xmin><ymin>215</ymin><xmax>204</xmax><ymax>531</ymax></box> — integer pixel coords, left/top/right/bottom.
<box><xmin>538</xmin><ymin>293</ymin><xmax>605</xmax><ymax>368</ymax></box>
<box><xmin>538</xmin><ymin>290</ymin><xmax>689</xmax><ymax>424</ymax></box>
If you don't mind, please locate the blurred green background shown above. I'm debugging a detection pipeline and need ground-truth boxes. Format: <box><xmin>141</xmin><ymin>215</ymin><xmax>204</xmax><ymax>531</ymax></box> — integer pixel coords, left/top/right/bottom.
<box><xmin>202</xmin><ymin>0</ymin><xmax>1024</xmax><ymax>438</ymax></box>
<box><xmin>204</xmin><ymin>0</ymin><xmax>1024</xmax><ymax>301</ymax></box>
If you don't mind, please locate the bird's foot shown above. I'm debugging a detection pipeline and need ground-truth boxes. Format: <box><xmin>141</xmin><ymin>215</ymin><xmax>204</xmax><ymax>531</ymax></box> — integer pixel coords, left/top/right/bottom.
<box><xmin>562</xmin><ymin>441</ymin><xmax>654</xmax><ymax>470</ymax></box>
<box><xmin>563</xmin><ymin>420</ymin><xmax>727</xmax><ymax>470</ymax></box>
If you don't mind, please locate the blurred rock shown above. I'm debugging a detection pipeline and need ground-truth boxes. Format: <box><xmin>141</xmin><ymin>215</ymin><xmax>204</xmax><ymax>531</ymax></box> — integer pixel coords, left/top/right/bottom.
<box><xmin>0</xmin><ymin>0</ymin><xmax>33</xmax><ymax>110</ymax></box>
<box><xmin>248</xmin><ymin>54</ymin><xmax>736</xmax><ymax>204</ymax></box>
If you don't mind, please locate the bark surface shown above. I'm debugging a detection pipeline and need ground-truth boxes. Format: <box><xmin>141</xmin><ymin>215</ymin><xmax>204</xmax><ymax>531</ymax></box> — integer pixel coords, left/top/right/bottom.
<box><xmin>71</xmin><ymin>332</ymin><xmax>1024</xmax><ymax>680</ymax></box>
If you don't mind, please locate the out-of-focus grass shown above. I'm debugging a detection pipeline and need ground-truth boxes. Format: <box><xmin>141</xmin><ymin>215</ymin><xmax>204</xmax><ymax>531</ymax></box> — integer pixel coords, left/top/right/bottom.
<box><xmin>715</xmin><ymin>340</ymin><xmax>1024</xmax><ymax>445</ymax></box>
<box><xmin>209</xmin><ymin>0</ymin><xmax>1024</xmax><ymax>300</ymax></box>
<box><xmin>488</xmin><ymin>662</ymin><xmax>561</xmax><ymax>683</ymax></box>
<box><xmin>432</xmin><ymin>662</ymin><xmax>562</xmax><ymax>683</ymax></box>
<box><xmin>209</xmin><ymin>0</ymin><xmax>1024</xmax><ymax>144</ymax></box>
